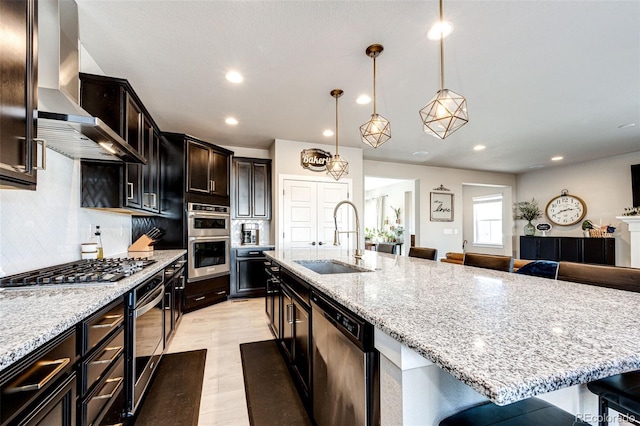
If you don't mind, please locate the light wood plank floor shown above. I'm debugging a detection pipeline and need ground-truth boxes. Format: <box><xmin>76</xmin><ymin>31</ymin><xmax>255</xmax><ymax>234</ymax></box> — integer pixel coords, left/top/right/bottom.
<box><xmin>167</xmin><ymin>297</ymin><xmax>273</xmax><ymax>426</ymax></box>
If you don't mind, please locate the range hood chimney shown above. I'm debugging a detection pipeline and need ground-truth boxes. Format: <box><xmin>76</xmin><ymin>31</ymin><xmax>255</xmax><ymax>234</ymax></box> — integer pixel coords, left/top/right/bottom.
<box><xmin>37</xmin><ymin>0</ymin><xmax>146</xmax><ymax>164</ymax></box>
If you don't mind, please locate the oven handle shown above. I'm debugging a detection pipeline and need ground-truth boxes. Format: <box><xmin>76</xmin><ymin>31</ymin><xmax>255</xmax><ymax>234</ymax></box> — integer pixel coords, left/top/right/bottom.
<box><xmin>188</xmin><ymin>236</ymin><xmax>230</xmax><ymax>242</ymax></box>
<box><xmin>135</xmin><ymin>287</ymin><xmax>164</xmax><ymax>318</ymax></box>
<box><xmin>187</xmin><ymin>211</ymin><xmax>230</xmax><ymax>219</ymax></box>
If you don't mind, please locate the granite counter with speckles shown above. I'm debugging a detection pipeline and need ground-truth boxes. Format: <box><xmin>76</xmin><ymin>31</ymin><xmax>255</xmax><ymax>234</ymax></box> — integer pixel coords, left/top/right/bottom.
<box><xmin>0</xmin><ymin>250</ymin><xmax>186</xmax><ymax>373</ymax></box>
<box><xmin>266</xmin><ymin>249</ymin><xmax>640</xmax><ymax>406</ymax></box>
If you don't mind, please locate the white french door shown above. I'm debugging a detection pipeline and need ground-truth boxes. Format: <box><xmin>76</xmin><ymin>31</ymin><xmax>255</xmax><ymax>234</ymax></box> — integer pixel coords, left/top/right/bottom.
<box><xmin>282</xmin><ymin>179</ymin><xmax>351</xmax><ymax>252</ymax></box>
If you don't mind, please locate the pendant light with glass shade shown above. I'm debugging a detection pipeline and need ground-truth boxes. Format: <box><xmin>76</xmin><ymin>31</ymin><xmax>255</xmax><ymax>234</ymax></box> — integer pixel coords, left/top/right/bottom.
<box><xmin>360</xmin><ymin>44</ymin><xmax>391</xmax><ymax>148</ymax></box>
<box><xmin>326</xmin><ymin>89</ymin><xmax>349</xmax><ymax>181</ymax></box>
<box><xmin>419</xmin><ymin>0</ymin><xmax>468</xmax><ymax>139</ymax></box>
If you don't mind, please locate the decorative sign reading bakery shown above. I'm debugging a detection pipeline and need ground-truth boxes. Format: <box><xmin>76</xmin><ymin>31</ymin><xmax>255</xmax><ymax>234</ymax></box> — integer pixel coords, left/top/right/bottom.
<box><xmin>300</xmin><ymin>148</ymin><xmax>332</xmax><ymax>172</ymax></box>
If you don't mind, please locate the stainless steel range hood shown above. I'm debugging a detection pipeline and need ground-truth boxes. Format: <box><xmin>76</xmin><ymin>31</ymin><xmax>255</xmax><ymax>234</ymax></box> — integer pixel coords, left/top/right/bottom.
<box><xmin>37</xmin><ymin>0</ymin><xmax>146</xmax><ymax>164</ymax></box>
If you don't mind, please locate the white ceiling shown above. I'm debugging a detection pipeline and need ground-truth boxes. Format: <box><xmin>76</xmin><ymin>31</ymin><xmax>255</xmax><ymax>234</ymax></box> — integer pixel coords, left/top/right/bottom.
<box><xmin>75</xmin><ymin>0</ymin><xmax>640</xmax><ymax>174</ymax></box>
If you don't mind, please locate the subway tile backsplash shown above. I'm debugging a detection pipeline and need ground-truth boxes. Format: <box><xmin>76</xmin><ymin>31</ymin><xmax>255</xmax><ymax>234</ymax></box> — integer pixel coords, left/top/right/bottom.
<box><xmin>0</xmin><ymin>149</ymin><xmax>131</xmax><ymax>276</ymax></box>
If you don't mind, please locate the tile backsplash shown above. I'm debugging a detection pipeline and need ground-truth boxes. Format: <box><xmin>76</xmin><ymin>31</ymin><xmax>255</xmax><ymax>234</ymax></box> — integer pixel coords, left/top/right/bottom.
<box><xmin>0</xmin><ymin>149</ymin><xmax>131</xmax><ymax>276</ymax></box>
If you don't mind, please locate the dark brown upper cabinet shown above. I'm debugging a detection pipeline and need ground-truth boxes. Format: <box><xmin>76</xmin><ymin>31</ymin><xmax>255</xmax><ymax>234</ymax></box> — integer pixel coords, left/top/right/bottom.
<box><xmin>162</xmin><ymin>132</ymin><xmax>233</xmax><ymax>206</ymax></box>
<box><xmin>233</xmin><ymin>157</ymin><xmax>271</xmax><ymax>220</ymax></box>
<box><xmin>0</xmin><ymin>0</ymin><xmax>40</xmax><ymax>190</ymax></box>
<box><xmin>79</xmin><ymin>73</ymin><xmax>160</xmax><ymax>214</ymax></box>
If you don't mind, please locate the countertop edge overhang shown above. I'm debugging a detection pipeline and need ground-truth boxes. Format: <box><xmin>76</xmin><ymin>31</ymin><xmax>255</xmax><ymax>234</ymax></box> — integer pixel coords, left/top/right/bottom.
<box><xmin>265</xmin><ymin>249</ymin><xmax>640</xmax><ymax>406</ymax></box>
<box><xmin>0</xmin><ymin>250</ymin><xmax>186</xmax><ymax>373</ymax></box>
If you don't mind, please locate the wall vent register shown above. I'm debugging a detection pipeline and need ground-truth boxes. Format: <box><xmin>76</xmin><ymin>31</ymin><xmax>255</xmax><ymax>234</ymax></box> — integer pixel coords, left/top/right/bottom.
<box><xmin>0</xmin><ymin>258</ymin><xmax>156</xmax><ymax>288</ymax></box>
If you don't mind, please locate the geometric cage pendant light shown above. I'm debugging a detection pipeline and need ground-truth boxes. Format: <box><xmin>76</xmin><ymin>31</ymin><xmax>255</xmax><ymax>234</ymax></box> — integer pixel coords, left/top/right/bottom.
<box><xmin>419</xmin><ymin>0</ymin><xmax>468</xmax><ymax>139</ymax></box>
<box><xmin>326</xmin><ymin>89</ymin><xmax>349</xmax><ymax>181</ymax></box>
<box><xmin>360</xmin><ymin>44</ymin><xmax>391</xmax><ymax>148</ymax></box>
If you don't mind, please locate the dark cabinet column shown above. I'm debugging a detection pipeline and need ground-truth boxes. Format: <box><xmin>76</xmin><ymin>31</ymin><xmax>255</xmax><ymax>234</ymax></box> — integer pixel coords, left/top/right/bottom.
<box><xmin>232</xmin><ymin>158</ymin><xmax>272</xmax><ymax>219</ymax></box>
<box><xmin>0</xmin><ymin>0</ymin><xmax>38</xmax><ymax>189</ymax></box>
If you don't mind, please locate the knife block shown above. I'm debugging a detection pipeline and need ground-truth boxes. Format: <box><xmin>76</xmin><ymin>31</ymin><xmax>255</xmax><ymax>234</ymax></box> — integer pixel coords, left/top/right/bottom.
<box><xmin>128</xmin><ymin>235</ymin><xmax>154</xmax><ymax>253</ymax></box>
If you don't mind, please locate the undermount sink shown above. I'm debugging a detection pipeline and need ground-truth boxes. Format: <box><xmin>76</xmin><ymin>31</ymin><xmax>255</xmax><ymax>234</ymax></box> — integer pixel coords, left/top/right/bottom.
<box><xmin>294</xmin><ymin>260</ymin><xmax>372</xmax><ymax>275</ymax></box>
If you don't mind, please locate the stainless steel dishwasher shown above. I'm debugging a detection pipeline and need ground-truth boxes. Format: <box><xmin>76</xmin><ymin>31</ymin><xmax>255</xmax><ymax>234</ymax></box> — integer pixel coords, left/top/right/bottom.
<box><xmin>311</xmin><ymin>291</ymin><xmax>380</xmax><ymax>426</ymax></box>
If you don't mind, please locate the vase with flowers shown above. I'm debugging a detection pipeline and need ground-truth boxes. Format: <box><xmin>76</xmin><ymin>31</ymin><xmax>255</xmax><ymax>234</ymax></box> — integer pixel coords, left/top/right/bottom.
<box><xmin>515</xmin><ymin>199</ymin><xmax>542</xmax><ymax>236</ymax></box>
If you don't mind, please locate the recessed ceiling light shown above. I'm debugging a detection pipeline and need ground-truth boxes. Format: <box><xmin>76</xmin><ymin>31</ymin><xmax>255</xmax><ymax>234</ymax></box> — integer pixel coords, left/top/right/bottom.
<box><xmin>225</xmin><ymin>117</ymin><xmax>238</xmax><ymax>125</ymax></box>
<box><xmin>356</xmin><ymin>95</ymin><xmax>371</xmax><ymax>105</ymax></box>
<box><xmin>427</xmin><ymin>21</ymin><xmax>454</xmax><ymax>40</ymax></box>
<box><xmin>225</xmin><ymin>71</ymin><xmax>243</xmax><ymax>83</ymax></box>
<box><xmin>412</xmin><ymin>151</ymin><xmax>429</xmax><ymax>156</ymax></box>
<box><xmin>551</xmin><ymin>156</ymin><xmax>563</xmax><ymax>161</ymax></box>
<box><xmin>473</xmin><ymin>145</ymin><xmax>486</xmax><ymax>151</ymax></box>
<box><xmin>618</xmin><ymin>123</ymin><xmax>636</xmax><ymax>129</ymax></box>
<box><xmin>323</xmin><ymin>129</ymin><xmax>334</xmax><ymax>137</ymax></box>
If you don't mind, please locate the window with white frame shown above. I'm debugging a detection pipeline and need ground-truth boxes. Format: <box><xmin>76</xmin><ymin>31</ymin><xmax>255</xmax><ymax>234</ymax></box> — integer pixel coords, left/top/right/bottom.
<box><xmin>473</xmin><ymin>194</ymin><xmax>503</xmax><ymax>246</ymax></box>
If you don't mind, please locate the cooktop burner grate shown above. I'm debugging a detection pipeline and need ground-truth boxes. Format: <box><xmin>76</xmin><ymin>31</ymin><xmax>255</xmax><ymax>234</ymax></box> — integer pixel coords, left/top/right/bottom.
<box><xmin>0</xmin><ymin>258</ymin><xmax>157</xmax><ymax>288</ymax></box>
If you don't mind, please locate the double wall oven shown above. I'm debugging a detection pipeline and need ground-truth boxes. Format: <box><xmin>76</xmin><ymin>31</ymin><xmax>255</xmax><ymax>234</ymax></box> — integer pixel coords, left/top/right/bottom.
<box><xmin>187</xmin><ymin>203</ymin><xmax>231</xmax><ymax>282</ymax></box>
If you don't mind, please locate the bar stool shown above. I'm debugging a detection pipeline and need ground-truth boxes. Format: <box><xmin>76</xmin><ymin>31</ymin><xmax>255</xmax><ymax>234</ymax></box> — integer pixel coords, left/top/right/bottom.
<box><xmin>462</xmin><ymin>253</ymin><xmax>513</xmax><ymax>272</ymax></box>
<box><xmin>376</xmin><ymin>243</ymin><xmax>397</xmax><ymax>254</ymax></box>
<box><xmin>556</xmin><ymin>262</ymin><xmax>640</xmax><ymax>426</ymax></box>
<box><xmin>408</xmin><ymin>247</ymin><xmax>438</xmax><ymax>260</ymax></box>
<box><xmin>440</xmin><ymin>398</ymin><xmax>590</xmax><ymax>425</ymax></box>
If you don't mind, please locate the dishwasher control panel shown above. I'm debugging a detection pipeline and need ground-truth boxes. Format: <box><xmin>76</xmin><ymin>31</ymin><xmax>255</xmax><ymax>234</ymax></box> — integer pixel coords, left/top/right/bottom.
<box><xmin>312</xmin><ymin>292</ymin><xmax>361</xmax><ymax>340</ymax></box>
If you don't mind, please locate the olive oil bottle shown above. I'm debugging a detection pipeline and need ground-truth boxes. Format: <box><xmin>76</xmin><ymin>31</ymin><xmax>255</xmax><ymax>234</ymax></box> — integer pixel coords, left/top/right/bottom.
<box><xmin>95</xmin><ymin>226</ymin><xmax>104</xmax><ymax>259</ymax></box>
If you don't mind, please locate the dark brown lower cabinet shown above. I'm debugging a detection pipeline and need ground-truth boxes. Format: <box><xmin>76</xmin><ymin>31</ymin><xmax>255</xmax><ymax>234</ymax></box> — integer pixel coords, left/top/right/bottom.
<box><xmin>520</xmin><ymin>236</ymin><xmax>615</xmax><ymax>265</ymax></box>
<box><xmin>184</xmin><ymin>275</ymin><xmax>229</xmax><ymax>312</ymax></box>
<box><xmin>0</xmin><ymin>330</ymin><xmax>77</xmax><ymax>426</ymax></box>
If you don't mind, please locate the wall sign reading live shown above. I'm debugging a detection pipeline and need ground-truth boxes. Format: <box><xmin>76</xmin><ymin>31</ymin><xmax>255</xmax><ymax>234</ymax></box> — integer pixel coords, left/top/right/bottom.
<box><xmin>300</xmin><ymin>148</ymin><xmax>332</xmax><ymax>172</ymax></box>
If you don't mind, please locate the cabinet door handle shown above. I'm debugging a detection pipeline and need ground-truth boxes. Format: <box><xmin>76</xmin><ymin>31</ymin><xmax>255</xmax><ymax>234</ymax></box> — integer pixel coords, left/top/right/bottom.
<box><xmin>5</xmin><ymin>358</ymin><xmax>70</xmax><ymax>394</ymax></box>
<box><xmin>91</xmin><ymin>314</ymin><xmax>123</xmax><ymax>329</ymax></box>
<box><xmin>287</xmin><ymin>303</ymin><xmax>294</xmax><ymax>324</ymax></box>
<box><xmin>215</xmin><ymin>291</ymin><xmax>226</xmax><ymax>295</ymax></box>
<box><xmin>150</xmin><ymin>193</ymin><xmax>157</xmax><ymax>208</ymax></box>
<box><xmin>195</xmin><ymin>296</ymin><xmax>205</xmax><ymax>301</ymax></box>
<box><xmin>92</xmin><ymin>377</ymin><xmax>124</xmax><ymax>400</ymax></box>
<box><xmin>127</xmin><ymin>182</ymin><xmax>134</xmax><ymax>200</ymax></box>
<box><xmin>33</xmin><ymin>138</ymin><xmax>47</xmax><ymax>170</ymax></box>
<box><xmin>210</xmin><ymin>180</ymin><xmax>216</xmax><ymax>193</ymax></box>
<box><xmin>90</xmin><ymin>346</ymin><xmax>123</xmax><ymax>365</ymax></box>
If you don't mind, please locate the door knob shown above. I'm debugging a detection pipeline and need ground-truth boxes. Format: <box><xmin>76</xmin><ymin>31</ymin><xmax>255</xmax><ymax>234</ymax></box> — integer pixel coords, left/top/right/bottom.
<box><xmin>318</xmin><ymin>241</ymin><xmax>323</xmax><ymax>245</ymax></box>
<box><xmin>311</xmin><ymin>242</ymin><xmax>316</xmax><ymax>246</ymax></box>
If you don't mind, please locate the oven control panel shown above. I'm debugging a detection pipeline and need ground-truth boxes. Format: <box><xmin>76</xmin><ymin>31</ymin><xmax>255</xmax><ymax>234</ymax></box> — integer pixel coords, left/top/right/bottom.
<box><xmin>188</xmin><ymin>203</ymin><xmax>229</xmax><ymax>214</ymax></box>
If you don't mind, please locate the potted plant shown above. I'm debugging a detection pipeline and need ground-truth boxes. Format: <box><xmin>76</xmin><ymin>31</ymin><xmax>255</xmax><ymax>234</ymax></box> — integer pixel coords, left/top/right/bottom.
<box><xmin>515</xmin><ymin>199</ymin><xmax>542</xmax><ymax>236</ymax></box>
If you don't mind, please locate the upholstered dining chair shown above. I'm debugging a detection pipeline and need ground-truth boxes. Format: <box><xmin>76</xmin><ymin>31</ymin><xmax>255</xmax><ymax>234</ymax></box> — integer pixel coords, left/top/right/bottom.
<box><xmin>462</xmin><ymin>252</ymin><xmax>513</xmax><ymax>272</ymax></box>
<box><xmin>408</xmin><ymin>247</ymin><xmax>438</xmax><ymax>260</ymax></box>
<box><xmin>376</xmin><ymin>243</ymin><xmax>397</xmax><ymax>254</ymax></box>
<box><xmin>556</xmin><ymin>261</ymin><xmax>640</xmax><ymax>425</ymax></box>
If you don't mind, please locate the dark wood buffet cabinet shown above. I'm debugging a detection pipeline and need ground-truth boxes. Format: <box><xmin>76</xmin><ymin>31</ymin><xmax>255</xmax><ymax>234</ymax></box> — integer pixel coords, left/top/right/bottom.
<box><xmin>520</xmin><ymin>236</ymin><xmax>615</xmax><ymax>265</ymax></box>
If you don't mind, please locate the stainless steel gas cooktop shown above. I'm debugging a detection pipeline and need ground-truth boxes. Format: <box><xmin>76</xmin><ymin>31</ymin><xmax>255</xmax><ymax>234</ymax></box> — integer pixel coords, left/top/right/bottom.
<box><xmin>0</xmin><ymin>258</ymin><xmax>157</xmax><ymax>288</ymax></box>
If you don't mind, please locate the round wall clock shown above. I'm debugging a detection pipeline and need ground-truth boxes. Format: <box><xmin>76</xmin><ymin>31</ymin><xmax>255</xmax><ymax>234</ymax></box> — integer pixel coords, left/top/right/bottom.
<box><xmin>545</xmin><ymin>189</ymin><xmax>587</xmax><ymax>226</ymax></box>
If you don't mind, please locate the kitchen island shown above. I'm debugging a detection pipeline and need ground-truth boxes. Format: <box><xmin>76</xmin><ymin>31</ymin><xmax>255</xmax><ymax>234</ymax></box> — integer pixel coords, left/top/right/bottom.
<box><xmin>0</xmin><ymin>249</ymin><xmax>186</xmax><ymax>372</ymax></box>
<box><xmin>266</xmin><ymin>249</ymin><xmax>640</xmax><ymax>425</ymax></box>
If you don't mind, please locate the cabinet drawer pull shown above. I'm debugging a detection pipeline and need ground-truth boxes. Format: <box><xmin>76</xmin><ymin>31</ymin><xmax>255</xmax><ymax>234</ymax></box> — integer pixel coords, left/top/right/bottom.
<box><xmin>92</xmin><ymin>377</ymin><xmax>123</xmax><ymax>400</ymax></box>
<box><xmin>195</xmin><ymin>296</ymin><xmax>205</xmax><ymax>301</ymax></box>
<box><xmin>33</xmin><ymin>138</ymin><xmax>47</xmax><ymax>170</ymax></box>
<box><xmin>215</xmin><ymin>291</ymin><xmax>226</xmax><ymax>295</ymax></box>
<box><xmin>91</xmin><ymin>314</ymin><xmax>123</xmax><ymax>329</ymax></box>
<box><xmin>90</xmin><ymin>346</ymin><xmax>123</xmax><ymax>365</ymax></box>
<box><xmin>5</xmin><ymin>358</ymin><xmax>70</xmax><ymax>394</ymax></box>
<box><xmin>127</xmin><ymin>182</ymin><xmax>134</xmax><ymax>199</ymax></box>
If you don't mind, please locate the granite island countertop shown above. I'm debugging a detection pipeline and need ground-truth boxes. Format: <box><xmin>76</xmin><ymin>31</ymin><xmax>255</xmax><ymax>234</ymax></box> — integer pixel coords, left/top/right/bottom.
<box><xmin>0</xmin><ymin>249</ymin><xmax>186</xmax><ymax>373</ymax></box>
<box><xmin>266</xmin><ymin>248</ymin><xmax>640</xmax><ymax>406</ymax></box>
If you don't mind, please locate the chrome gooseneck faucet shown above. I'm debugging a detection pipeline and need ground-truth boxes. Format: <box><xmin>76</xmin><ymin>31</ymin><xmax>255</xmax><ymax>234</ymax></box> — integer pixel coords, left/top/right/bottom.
<box><xmin>333</xmin><ymin>200</ymin><xmax>364</xmax><ymax>259</ymax></box>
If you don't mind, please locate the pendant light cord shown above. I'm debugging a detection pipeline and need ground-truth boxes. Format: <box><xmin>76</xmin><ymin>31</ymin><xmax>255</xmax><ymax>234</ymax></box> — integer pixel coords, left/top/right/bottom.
<box><xmin>335</xmin><ymin>95</ymin><xmax>339</xmax><ymax>155</ymax></box>
<box><xmin>373</xmin><ymin>55</ymin><xmax>377</xmax><ymax>114</ymax></box>
<box><xmin>439</xmin><ymin>0</ymin><xmax>445</xmax><ymax>90</ymax></box>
